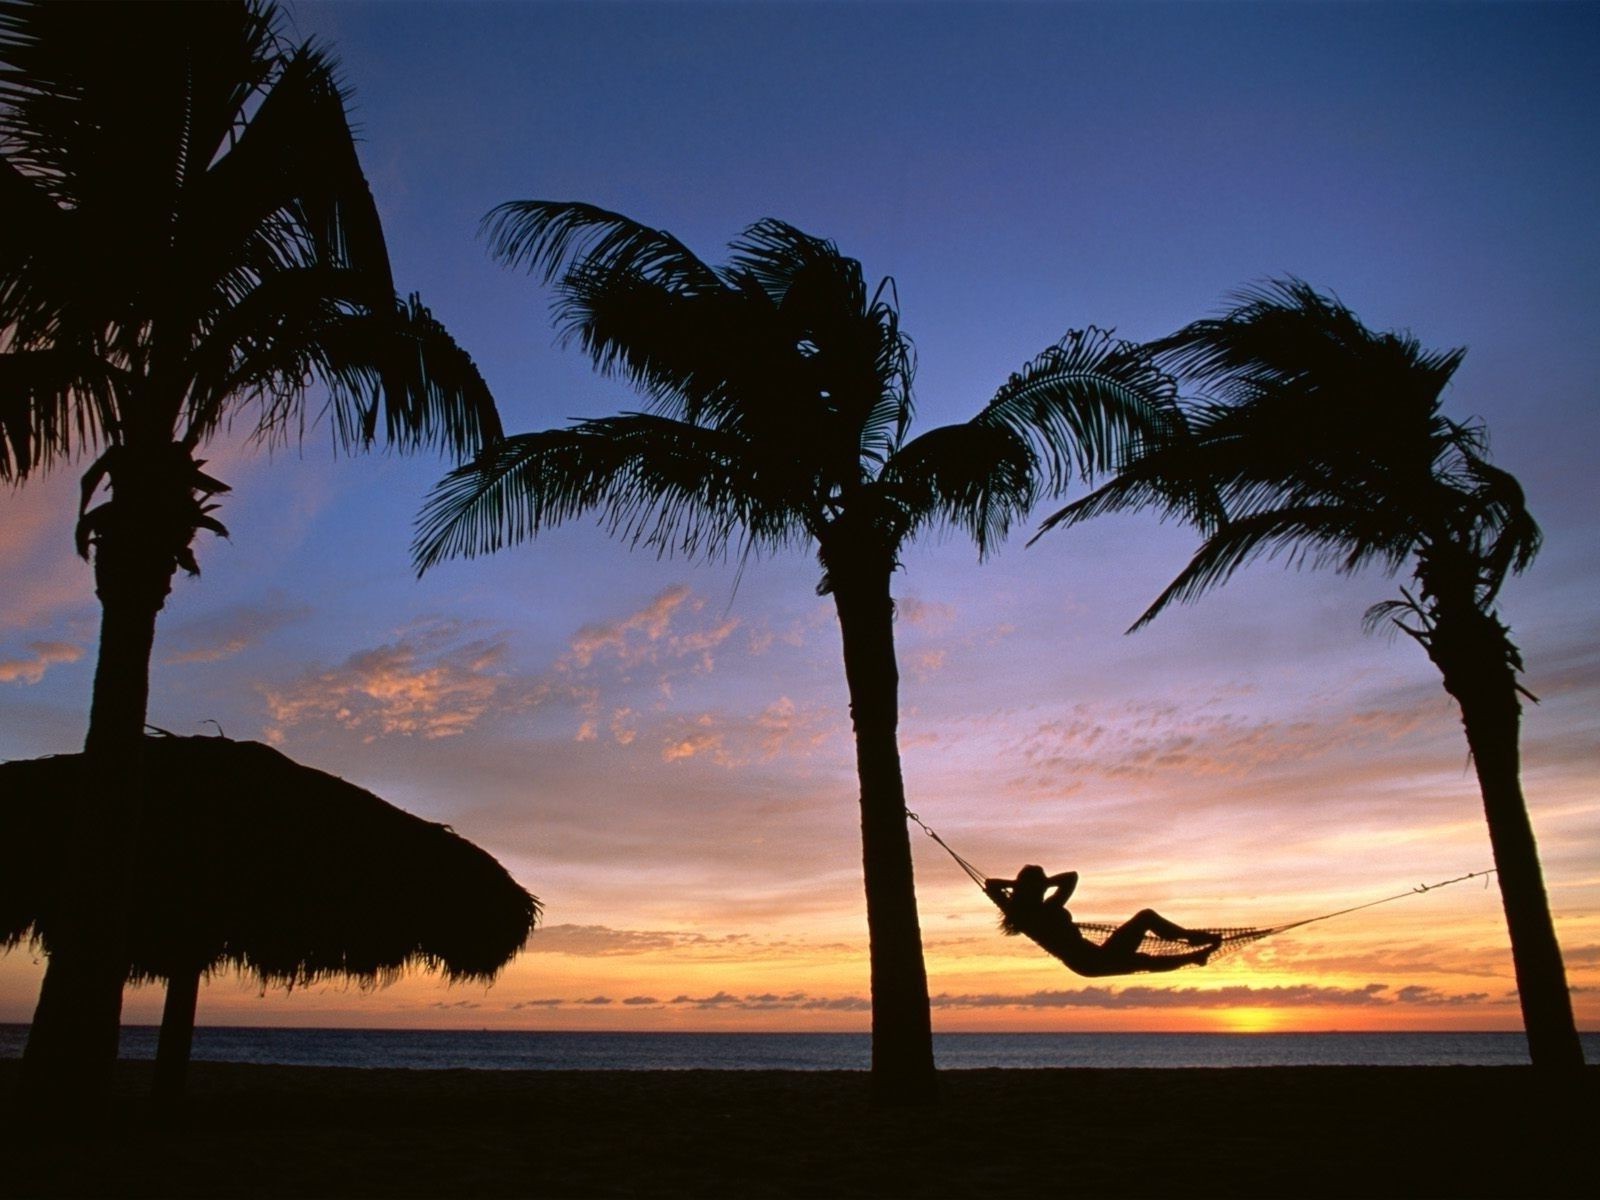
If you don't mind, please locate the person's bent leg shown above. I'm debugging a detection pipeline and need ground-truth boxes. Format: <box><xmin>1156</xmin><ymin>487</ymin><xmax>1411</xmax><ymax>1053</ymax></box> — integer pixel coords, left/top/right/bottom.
<box><xmin>1103</xmin><ymin>908</ymin><xmax>1190</xmax><ymax>957</ymax></box>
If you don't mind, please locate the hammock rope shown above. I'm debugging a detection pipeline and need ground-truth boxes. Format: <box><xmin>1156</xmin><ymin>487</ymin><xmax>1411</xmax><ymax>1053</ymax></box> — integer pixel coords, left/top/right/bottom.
<box><xmin>905</xmin><ymin>808</ymin><xmax>1497</xmax><ymax>966</ymax></box>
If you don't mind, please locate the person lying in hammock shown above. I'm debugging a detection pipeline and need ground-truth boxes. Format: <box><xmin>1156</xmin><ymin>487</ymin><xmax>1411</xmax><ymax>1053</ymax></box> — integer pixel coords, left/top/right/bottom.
<box><xmin>985</xmin><ymin>865</ymin><xmax>1224</xmax><ymax>977</ymax></box>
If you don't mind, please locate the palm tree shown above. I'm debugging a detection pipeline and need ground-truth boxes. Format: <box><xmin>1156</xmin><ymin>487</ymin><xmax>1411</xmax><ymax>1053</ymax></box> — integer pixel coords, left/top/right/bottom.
<box><xmin>414</xmin><ymin>202</ymin><xmax>1179</xmax><ymax>1102</ymax></box>
<box><xmin>0</xmin><ymin>0</ymin><xmax>501</xmax><ymax>1098</ymax></box>
<box><xmin>1038</xmin><ymin>280</ymin><xmax>1583</xmax><ymax>1072</ymax></box>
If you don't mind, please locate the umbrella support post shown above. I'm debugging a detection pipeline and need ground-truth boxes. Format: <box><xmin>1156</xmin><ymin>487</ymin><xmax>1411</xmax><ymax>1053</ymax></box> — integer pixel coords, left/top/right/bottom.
<box><xmin>153</xmin><ymin>966</ymin><xmax>200</xmax><ymax>1109</ymax></box>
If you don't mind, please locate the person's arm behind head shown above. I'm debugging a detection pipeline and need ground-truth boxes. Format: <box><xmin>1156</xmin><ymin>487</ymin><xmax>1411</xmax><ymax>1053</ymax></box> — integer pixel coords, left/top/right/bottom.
<box><xmin>1044</xmin><ymin>871</ymin><xmax>1079</xmax><ymax>908</ymax></box>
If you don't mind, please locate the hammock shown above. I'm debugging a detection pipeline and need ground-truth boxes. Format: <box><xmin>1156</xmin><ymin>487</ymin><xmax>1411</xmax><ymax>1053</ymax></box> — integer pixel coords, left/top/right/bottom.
<box><xmin>905</xmin><ymin>809</ymin><xmax>1496</xmax><ymax>971</ymax></box>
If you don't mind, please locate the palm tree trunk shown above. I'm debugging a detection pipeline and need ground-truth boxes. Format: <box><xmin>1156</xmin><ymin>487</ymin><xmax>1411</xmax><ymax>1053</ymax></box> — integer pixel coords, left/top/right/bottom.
<box><xmin>22</xmin><ymin>482</ymin><xmax>176</xmax><ymax>1104</ymax></box>
<box><xmin>829</xmin><ymin>562</ymin><xmax>937</xmax><ymax>1105</ymax></box>
<box><xmin>1433</xmin><ymin>615</ymin><xmax>1584</xmax><ymax>1074</ymax></box>
<box><xmin>153</xmin><ymin>964</ymin><xmax>202</xmax><ymax>1108</ymax></box>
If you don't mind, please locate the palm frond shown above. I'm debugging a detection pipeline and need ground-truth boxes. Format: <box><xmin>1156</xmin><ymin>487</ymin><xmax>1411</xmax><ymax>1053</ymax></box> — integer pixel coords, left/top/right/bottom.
<box><xmin>1128</xmin><ymin>503</ymin><xmax>1413</xmax><ymax>631</ymax></box>
<box><xmin>482</xmin><ymin>200</ymin><xmax>720</xmax><ymax>293</ymax></box>
<box><xmin>0</xmin><ymin>347</ymin><xmax>120</xmax><ymax>479</ymax></box>
<box><xmin>552</xmin><ymin>261</ymin><xmax>764</xmax><ymax>415</ymax></box>
<box><xmin>189</xmin><ymin>40</ymin><xmax>394</xmax><ymax>306</ymax></box>
<box><xmin>413</xmin><ymin>415</ymin><xmax>804</xmax><ymax>574</ymax></box>
<box><xmin>1153</xmin><ymin>279</ymin><xmax>1465</xmax><ymax>410</ymax></box>
<box><xmin>724</xmin><ymin>218</ymin><xmax>846</xmax><ymax>305</ymax></box>
<box><xmin>979</xmin><ymin>328</ymin><xmax>1181</xmax><ymax>495</ymax></box>
<box><xmin>881</xmin><ymin>420</ymin><xmax>1035</xmax><ymax>557</ymax></box>
<box><xmin>319</xmin><ymin>293</ymin><xmax>501</xmax><ymax>460</ymax></box>
<box><xmin>1029</xmin><ymin>430</ymin><xmax>1221</xmax><ymax>544</ymax></box>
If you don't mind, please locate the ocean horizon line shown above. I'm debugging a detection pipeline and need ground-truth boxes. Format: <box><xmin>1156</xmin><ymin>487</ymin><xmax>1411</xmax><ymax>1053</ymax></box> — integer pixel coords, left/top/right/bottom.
<box><xmin>8</xmin><ymin>1024</ymin><xmax>1595</xmax><ymax>1072</ymax></box>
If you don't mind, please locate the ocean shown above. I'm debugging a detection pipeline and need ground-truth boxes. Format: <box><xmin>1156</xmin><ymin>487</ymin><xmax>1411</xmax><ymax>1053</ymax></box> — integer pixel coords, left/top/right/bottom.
<box><xmin>2</xmin><ymin>1025</ymin><xmax>1595</xmax><ymax>1071</ymax></box>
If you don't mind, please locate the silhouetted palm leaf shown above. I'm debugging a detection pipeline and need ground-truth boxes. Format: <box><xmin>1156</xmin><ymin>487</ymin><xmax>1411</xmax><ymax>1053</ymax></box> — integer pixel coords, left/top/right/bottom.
<box><xmin>984</xmin><ymin>328</ymin><xmax>1181</xmax><ymax>495</ymax></box>
<box><xmin>881</xmin><ymin>422</ymin><xmax>1035</xmax><ymax>556</ymax></box>
<box><xmin>484</xmin><ymin>199</ymin><xmax>720</xmax><ymax>292</ymax></box>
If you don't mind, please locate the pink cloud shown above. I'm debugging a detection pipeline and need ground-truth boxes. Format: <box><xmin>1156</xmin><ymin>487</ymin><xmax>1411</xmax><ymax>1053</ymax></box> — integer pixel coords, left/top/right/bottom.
<box><xmin>0</xmin><ymin>640</ymin><xmax>84</xmax><ymax>685</ymax></box>
<box><xmin>897</xmin><ymin>596</ymin><xmax>956</xmax><ymax>630</ymax></box>
<box><xmin>263</xmin><ymin>620</ymin><xmax>513</xmax><ymax>741</ymax></box>
<box><xmin>656</xmin><ymin>698</ymin><xmax>837</xmax><ymax>767</ymax></box>
<box><xmin>565</xmin><ymin>585</ymin><xmax>692</xmax><ymax>668</ymax></box>
<box><xmin>161</xmin><ymin>601</ymin><xmax>310</xmax><ymax>665</ymax></box>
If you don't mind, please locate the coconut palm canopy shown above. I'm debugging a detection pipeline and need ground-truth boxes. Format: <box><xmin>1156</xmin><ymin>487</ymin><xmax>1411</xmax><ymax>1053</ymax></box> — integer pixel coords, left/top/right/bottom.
<box><xmin>0</xmin><ymin>735</ymin><xmax>538</xmax><ymax>987</ymax></box>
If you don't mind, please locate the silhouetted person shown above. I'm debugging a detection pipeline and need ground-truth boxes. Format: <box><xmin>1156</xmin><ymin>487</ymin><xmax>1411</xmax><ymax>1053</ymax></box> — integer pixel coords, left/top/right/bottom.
<box><xmin>985</xmin><ymin>865</ymin><xmax>1223</xmax><ymax>977</ymax></box>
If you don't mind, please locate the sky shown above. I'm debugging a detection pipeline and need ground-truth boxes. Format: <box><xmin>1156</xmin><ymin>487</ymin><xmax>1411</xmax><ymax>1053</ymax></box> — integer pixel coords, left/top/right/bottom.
<box><xmin>2</xmin><ymin>0</ymin><xmax>1597</xmax><ymax>1036</ymax></box>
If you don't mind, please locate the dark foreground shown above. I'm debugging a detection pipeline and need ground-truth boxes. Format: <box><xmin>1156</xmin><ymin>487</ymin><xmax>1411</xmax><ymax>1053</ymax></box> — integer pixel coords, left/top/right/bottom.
<box><xmin>2</xmin><ymin>1061</ymin><xmax>1594</xmax><ymax>1198</ymax></box>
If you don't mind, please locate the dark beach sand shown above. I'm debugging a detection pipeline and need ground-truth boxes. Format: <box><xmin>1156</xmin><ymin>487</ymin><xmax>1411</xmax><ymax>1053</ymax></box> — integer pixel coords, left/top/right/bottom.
<box><xmin>2</xmin><ymin>1061</ymin><xmax>1594</xmax><ymax>1198</ymax></box>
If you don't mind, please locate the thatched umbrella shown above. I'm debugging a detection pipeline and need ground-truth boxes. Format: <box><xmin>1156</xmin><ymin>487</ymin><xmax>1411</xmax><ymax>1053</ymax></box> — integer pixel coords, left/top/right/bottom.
<box><xmin>1</xmin><ymin>735</ymin><xmax>539</xmax><ymax>1098</ymax></box>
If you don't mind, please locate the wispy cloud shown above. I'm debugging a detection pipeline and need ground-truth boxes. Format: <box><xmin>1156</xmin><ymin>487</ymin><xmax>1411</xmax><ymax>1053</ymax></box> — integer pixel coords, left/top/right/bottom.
<box><xmin>656</xmin><ymin>697</ymin><xmax>837</xmax><ymax>766</ymax></box>
<box><xmin>1005</xmin><ymin>697</ymin><xmax>1441</xmax><ymax>785</ymax></box>
<box><xmin>897</xmin><ymin>596</ymin><xmax>956</xmax><ymax>630</ymax></box>
<box><xmin>162</xmin><ymin>600</ymin><xmax>310</xmax><ymax>664</ymax></box>
<box><xmin>475</xmin><ymin>981</ymin><xmax>1501</xmax><ymax>1013</ymax></box>
<box><xmin>561</xmin><ymin>585</ymin><xmax>739</xmax><ymax>674</ymax></box>
<box><xmin>930</xmin><ymin>983</ymin><xmax>1414</xmax><ymax>1010</ymax></box>
<box><xmin>523</xmin><ymin>924</ymin><xmax>756</xmax><ymax>957</ymax></box>
<box><xmin>0</xmin><ymin>640</ymin><xmax>84</xmax><ymax>685</ymax></box>
<box><xmin>263</xmin><ymin>619</ymin><xmax>515</xmax><ymax>741</ymax></box>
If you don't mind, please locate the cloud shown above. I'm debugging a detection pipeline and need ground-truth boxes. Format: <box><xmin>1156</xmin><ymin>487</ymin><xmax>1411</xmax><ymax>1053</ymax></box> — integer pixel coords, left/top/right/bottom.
<box><xmin>662</xmin><ymin>729</ymin><xmax>720</xmax><ymax>764</ymax></box>
<box><xmin>1001</xmin><ymin>693</ymin><xmax>1446</xmax><ymax>788</ymax></box>
<box><xmin>0</xmin><ymin>641</ymin><xmax>84</xmax><ymax>685</ymax></box>
<box><xmin>478</xmin><ymin>982</ymin><xmax>1500</xmax><ymax>1013</ymax></box>
<box><xmin>897</xmin><ymin>597</ymin><xmax>956</xmax><ymax>630</ymax></box>
<box><xmin>161</xmin><ymin>600</ymin><xmax>310</xmax><ymax>664</ymax></box>
<box><xmin>928</xmin><ymin>983</ymin><xmax>1400</xmax><ymax>1010</ymax></box>
<box><xmin>567</xmin><ymin>585</ymin><xmax>689</xmax><ymax>668</ymax></box>
<box><xmin>561</xmin><ymin>585</ymin><xmax>738</xmax><ymax>675</ymax></box>
<box><xmin>262</xmin><ymin>619</ymin><xmax>514</xmax><ymax>741</ymax></box>
<box><xmin>796</xmin><ymin>995</ymin><xmax>872</xmax><ymax>1012</ymax></box>
<box><xmin>501</xmin><ymin>990</ymin><xmax>873</xmax><ymax>1013</ymax></box>
<box><xmin>657</xmin><ymin>697</ymin><xmax>837</xmax><ymax>766</ymax></box>
<box><xmin>608</xmin><ymin>708</ymin><xmax>637</xmax><ymax>745</ymax></box>
<box><xmin>1392</xmin><ymin>985</ymin><xmax>1491</xmax><ymax>1006</ymax></box>
<box><xmin>0</xmin><ymin>471</ymin><xmax>96</xmax><ymax>631</ymax></box>
<box><xmin>660</xmin><ymin>991</ymin><xmax>867</xmax><ymax>1011</ymax></box>
<box><xmin>523</xmin><ymin>924</ymin><xmax>752</xmax><ymax>957</ymax></box>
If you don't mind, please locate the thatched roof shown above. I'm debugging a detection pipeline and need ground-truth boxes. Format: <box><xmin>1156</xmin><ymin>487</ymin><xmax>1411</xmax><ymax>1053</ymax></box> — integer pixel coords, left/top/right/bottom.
<box><xmin>1</xmin><ymin>735</ymin><xmax>538</xmax><ymax>986</ymax></box>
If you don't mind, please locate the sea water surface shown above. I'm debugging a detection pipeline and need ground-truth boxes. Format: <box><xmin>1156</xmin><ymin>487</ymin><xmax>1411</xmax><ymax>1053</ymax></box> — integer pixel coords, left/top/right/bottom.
<box><xmin>3</xmin><ymin>1025</ymin><xmax>1596</xmax><ymax>1070</ymax></box>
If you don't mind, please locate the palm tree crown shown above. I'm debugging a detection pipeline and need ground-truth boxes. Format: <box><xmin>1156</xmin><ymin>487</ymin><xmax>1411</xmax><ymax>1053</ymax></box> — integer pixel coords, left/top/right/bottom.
<box><xmin>417</xmin><ymin>201</ymin><xmax>1179</xmax><ymax>1102</ymax></box>
<box><xmin>418</xmin><ymin>202</ymin><xmax>1173</xmax><ymax>577</ymax></box>
<box><xmin>1042</xmin><ymin>280</ymin><xmax>1540</xmax><ymax>634</ymax></box>
<box><xmin>1</xmin><ymin>0</ymin><xmax>499</xmax><ymax>511</ymax></box>
<box><xmin>1040</xmin><ymin>279</ymin><xmax>1580</xmax><ymax>1072</ymax></box>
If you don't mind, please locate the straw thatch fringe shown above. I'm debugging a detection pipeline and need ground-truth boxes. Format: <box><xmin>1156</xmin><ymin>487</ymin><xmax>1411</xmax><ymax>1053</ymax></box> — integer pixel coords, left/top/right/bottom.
<box><xmin>1</xmin><ymin>735</ymin><xmax>538</xmax><ymax>988</ymax></box>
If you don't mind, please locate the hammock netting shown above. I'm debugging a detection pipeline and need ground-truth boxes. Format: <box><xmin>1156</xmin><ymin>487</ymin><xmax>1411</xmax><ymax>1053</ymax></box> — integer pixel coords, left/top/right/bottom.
<box><xmin>1067</xmin><ymin>921</ymin><xmax>1281</xmax><ymax>963</ymax></box>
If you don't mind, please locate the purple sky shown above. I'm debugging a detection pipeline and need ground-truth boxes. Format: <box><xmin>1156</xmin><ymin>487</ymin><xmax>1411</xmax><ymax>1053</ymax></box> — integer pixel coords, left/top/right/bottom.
<box><xmin>2</xmin><ymin>1</ymin><xmax>1596</xmax><ymax>1031</ymax></box>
